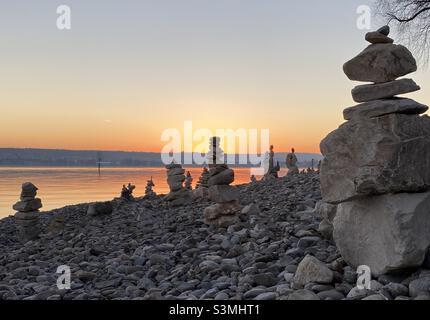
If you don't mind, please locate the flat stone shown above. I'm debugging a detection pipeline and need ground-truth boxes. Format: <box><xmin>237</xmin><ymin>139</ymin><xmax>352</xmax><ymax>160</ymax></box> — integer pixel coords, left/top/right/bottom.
<box><xmin>293</xmin><ymin>255</ymin><xmax>333</xmax><ymax>288</ymax></box>
<box><xmin>320</xmin><ymin>113</ymin><xmax>430</xmax><ymax>204</ymax></box>
<box><xmin>344</xmin><ymin>98</ymin><xmax>428</xmax><ymax>120</ymax></box>
<box><xmin>167</xmin><ymin>168</ymin><xmax>185</xmax><ymax>176</ymax></box>
<box><xmin>13</xmin><ymin>198</ymin><xmax>42</xmax><ymax>212</ymax></box>
<box><xmin>208</xmin><ymin>185</ymin><xmax>239</xmax><ymax>203</ymax></box>
<box><xmin>208</xmin><ymin>169</ymin><xmax>234</xmax><ymax>186</ymax></box>
<box><xmin>334</xmin><ymin>192</ymin><xmax>430</xmax><ymax>277</ymax></box>
<box><xmin>287</xmin><ymin>289</ymin><xmax>320</xmax><ymax>300</ymax></box>
<box><xmin>344</xmin><ymin>44</ymin><xmax>417</xmax><ymax>83</ymax></box>
<box><xmin>352</xmin><ymin>78</ymin><xmax>420</xmax><ymax>103</ymax></box>
<box><xmin>365</xmin><ymin>32</ymin><xmax>393</xmax><ymax>44</ymax></box>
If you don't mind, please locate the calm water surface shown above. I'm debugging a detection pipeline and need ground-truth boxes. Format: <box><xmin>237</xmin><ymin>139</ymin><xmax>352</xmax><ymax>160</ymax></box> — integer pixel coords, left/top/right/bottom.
<box><xmin>0</xmin><ymin>167</ymin><xmax>289</xmax><ymax>218</ymax></box>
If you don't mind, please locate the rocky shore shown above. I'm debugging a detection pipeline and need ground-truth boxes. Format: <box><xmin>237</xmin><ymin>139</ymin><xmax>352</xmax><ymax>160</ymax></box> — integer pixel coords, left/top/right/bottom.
<box><xmin>1</xmin><ymin>172</ymin><xmax>430</xmax><ymax>300</ymax></box>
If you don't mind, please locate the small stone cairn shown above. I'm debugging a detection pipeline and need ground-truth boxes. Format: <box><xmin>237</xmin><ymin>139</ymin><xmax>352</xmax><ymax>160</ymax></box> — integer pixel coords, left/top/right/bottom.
<box><xmin>144</xmin><ymin>177</ymin><xmax>156</xmax><ymax>198</ymax></box>
<box><xmin>320</xmin><ymin>26</ymin><xmax>430</xmax><ymax>276</ymax></box>
<box><xmin>13</xmin><ymin>182</ymin><xmax>43</xmax><ymax>241</ymax></box>
<box><xmin>193</xmin><ymin>167</ymin><xmax>210</xmax><ymax>198</ymax></box>
<box><xmin>185</xmin><ymin>171</ymin><xmax>193</xmax><ymax>190</ymax></box>
<box><xmin>120</xmin><ymin>183</ymin><xmax>136</xmax><ymax>200</ymax></box>
<box><xmin>286</xmin><ymin>148</ymin><xmax>299</xmax><ymax>175</ymax></box>
<box><xmin>203</xmin><ymin>137</ymin><xmax>241</xmax><ymax>227</ymax></box>
<box><xmin>263</xmin><ymin>145</ymin><xmax>280</xmax><ymax>179</ymax></box>
<box><xmin>164</xmin><ymin>162</ymin><xmax>191</xmax><ymax>206</ymax></box>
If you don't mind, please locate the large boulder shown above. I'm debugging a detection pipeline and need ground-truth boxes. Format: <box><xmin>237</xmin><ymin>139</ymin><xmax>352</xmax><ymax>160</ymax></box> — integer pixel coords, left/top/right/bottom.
<box><xmin>333</xmin><ymin>191</ymin><xmax>430</xmax><ymax>276</ymax></box>
<box><xmin>351</xmin><ymin>78</ymin><xmax>420</xmax><ymax>103</ymax></box>
<box><xmin>343</xmin><ymin>98</ymin><xmax>428</xmax><ymax>121</ymax></box>
<box><xmin>292</xmin><ymin>255</ymin><xmax>334</xmax><ymax>289</ymax></box>
<box><xmin>343</xmin><ymin>43</ymin><xmax>417</xmax><ymax>83</ymax></box>
<box><xmin>320</xmin><ymin>113</ymin><xmax>430</xmax><ymax>204</ymax></box>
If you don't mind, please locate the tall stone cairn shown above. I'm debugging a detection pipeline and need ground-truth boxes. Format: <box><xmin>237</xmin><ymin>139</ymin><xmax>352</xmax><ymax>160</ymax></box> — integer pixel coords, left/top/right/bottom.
<box><xmin>264</xmin><ymin>145</ymin><xmax>280</xmax><ymax>179</ymax></box>
<box><xmin>286</xmin><ymin>148</ymin><xmax>299</xmax><ymax>175</ymax></box>
<box><xmin>320</xmin><ymin>26</ymin><xmax>430</xmax><ymax>276</ymax></box>
<box><xmin>164</xmin><ymin>162</ymin><xmax>191</xmax><ymax>206</ymax></box>
<box><xmin>203</xmin><ymin>137</ymin><xmax>241</xmax><ymax>227</ymax></box>
<box><xmin>13</xmin><ymin>182</ymin><xmax>43</xmax><ymax>241</ymax></box>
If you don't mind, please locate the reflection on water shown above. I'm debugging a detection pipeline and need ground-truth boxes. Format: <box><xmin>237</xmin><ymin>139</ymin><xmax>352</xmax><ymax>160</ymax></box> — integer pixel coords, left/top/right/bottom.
<box><xmin>0</xmin><ymin>167</ymin><xmax>289</xmax><ymax>218</ymax></box>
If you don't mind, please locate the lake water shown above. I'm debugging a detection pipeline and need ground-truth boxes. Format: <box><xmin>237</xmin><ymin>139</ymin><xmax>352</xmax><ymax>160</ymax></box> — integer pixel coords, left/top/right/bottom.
<box><xmin>0</xmin><ymin>167</ymin><xmax>290</xmax><ymax>218</ymax></box>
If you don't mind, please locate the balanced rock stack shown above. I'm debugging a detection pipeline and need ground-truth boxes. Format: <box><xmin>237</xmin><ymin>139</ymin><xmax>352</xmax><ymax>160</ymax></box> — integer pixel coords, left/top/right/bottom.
<box><xmin>203</xmin><ymin>137</ymin><xmax>241</xmax><ymax>227</ymax></box>
<box><xmin>320</xmin><ymin>26</ymin><xmax>430</xmax><ymax>276</ymax></box>
<box><xmin>185</xmin><ymin>171</ymin><xmax>193</xmax><ymax>190</ymax></box>
<box><xmin>193</xmin><ymin>167</ymin><xmax>210</xmax><ymax>198</ymax></box>
<box><xmin>286</xmin><ymin>148</ymin><xmax>299</xmax><ymax>175</ymax></box>
<box><xmin>13</xmin><ymin>182</ymin><xmax>43</xmax><ymax>241</ymax></box>
<box><xmin>144</xmin><ymin>177</ymin><xmax>156</xmax><ymax>198</ymax></box>
<box><xmin>264</xmin><ymin>145</ymin><xmax>280</xmax><ymax>179</ymax></box>
<box><xmin>164</xmin><ymin>162</ymin><xmax>191</xmax><ymax>206</ymax></box>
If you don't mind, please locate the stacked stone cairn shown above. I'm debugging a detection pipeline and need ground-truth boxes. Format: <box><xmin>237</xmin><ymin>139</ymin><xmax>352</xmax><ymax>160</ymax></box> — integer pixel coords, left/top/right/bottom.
<box><xmin>185</xmin><ymin>171</ymin><xmax>193</xmax><ymax>190</ymax></box>
<box><xmin>13</xmin><ymin>182</ymin><xmax>43</xmax><ymax>241</ymax></box>
<box><xmin>286</xmin><ymin>148</ymin><xmax>299</xmax><ymax>175</ymax></box>
<box><xmin>264</xmin><ymin>145</ymin><xmax>280</xmax><ymax>179</ymax></box>
<box><xmin>203</xmin><ymin>137</ymin><xmax>241</xmax><ymax>227</ymax></box>
<box><xmin>144</xmin><ymin>177</ymin><xmax>156</xmax><ymax>198</ymax></box>
<box><xmin>120</xmin><ymin>183</ymin><xmax>135</xmax><ymax>200</ymax></box>
<box><xmin>193</xmin><ymin>167</ymin><xmax>210</xmax><ymax>198</ymax></box>
<box><xmin>320</xmin><ymin>26</ymin><xmax>430</xmax><ymax>276</ymax></box>
<box><xmin>164</xmin><ymin>162</ymin><xmax>191</xmax><ymax>206</ymax></box>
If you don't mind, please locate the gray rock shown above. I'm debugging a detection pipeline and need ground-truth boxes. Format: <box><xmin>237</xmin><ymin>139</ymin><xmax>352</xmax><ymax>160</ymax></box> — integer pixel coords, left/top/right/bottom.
<box><xmin>214</xmin><ymin>292</ymin><xmax>229</xmax><ymax>300</ymax></box>
<box><xmin>365</xmin><ymin>32</ymin><xmax>393</xmax><ymax>44</ymax></box>
<box><xmin>343</xmin><ymin>98</ymin><xmax>428</xmax><ymax>121</ymax></box>
<box><xmin>362</xmin><ymin>294</ymin><xmax>387</xmax><ymax>300</ymax></box>
<box><xmin>87</xmin><ymin>201</ymin><xmax>113</xmax><ymax>216</ymax></box>
<box><xmin>346</xmin><ymin>287</ymin><xmax>372</xmax><ymax>300</ymax></box>
<box><xmin>293</xmin><ymin>255</ymin><xmax>333</xmax><ymax>288</ymax></box>
<box><xmin>243</xmin><ymin>288</ymin><xmax>267</xmax><ymax>299</ymax></box>
<box><xmin>317</xmin><ymin>289</ymin><xmax>345</xmax><ymax>300</ymax></box>
<box><xmin>384</xmin><ymin>283</ymin><xmax>409</xmax><ymax>298</ymax></box>
<box><xmin>208</xmin><ymin>169</ymin><xmax>234</xmax><ymax>186</ymax></box>
<box><xmin>318</xmin><ymin>220</ymin><xmax>333</xmax><ymax>240</ymax></box>
<box><xmin>208</xmin><ymin>185</ymin><xmax>239</xmax><ymax>203</ymax></box>
<box><xmin>252</xmin><ymin>273</ymin><xmax>277</xmax><ymax>287</ymax></box>
<box><xmin>314</xmin><ymin>201</ymin><xmax>337</xmax><ymax>222</ymax></box>
<box><xmin>351</xmin><ymin>79</ymin><xmax>420</xmax><ymax>103</ymax></box>
<box><xmin>287</xmin><ymin>289</ymin><xmax>320</xmax><ymax>300</ymax></box>
<box><xmin>320</xmin><ymin>113</ymin><xmax>430</xmax><ymax>204</ymax></box>
<box><xmin>343</xmin><ymin>44</ymin><xmax>417</xmax><ymax>83</ymax></box>
<box><xmin>334</xmin><ymin>192</ymin><xmax>430</xmax><ymax>276</ymax></box>
<box><xmin>13</xmin><ymin>199</ymin><xmax>42</xmax><ymax>212</ymax></box>
<box><xmin>377</xmin><ymin>25</ymin><xmax>390</xmax><ymax>36</ymax></box>
<box><xmin>409</xmin><ymin>277</ymin><xmax>430</xmax><ymax>297</ymax></box>
<box><xmin>255</xmin><ymin>292</ymin><xmax>277</xmax><ymax>300</ymax></box>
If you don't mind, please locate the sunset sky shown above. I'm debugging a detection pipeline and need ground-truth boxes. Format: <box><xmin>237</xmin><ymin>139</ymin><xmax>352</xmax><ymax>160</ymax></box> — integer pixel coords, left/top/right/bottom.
<box><xmin>1</xmin><ymin>0</ymin><xmax>429</xmax><ymax>154</ymax></box>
